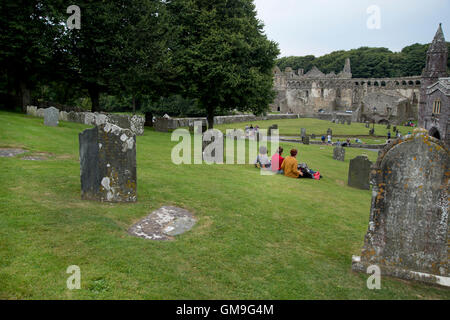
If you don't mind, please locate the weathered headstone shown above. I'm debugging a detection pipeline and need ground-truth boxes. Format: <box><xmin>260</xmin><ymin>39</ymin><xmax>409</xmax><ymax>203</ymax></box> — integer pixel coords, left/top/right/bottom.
<box><xmin>301</xmin><ymin>128</ymin><xmax>306</xmax><ymax>139</ymax></box>
<box><xmin>26</xmin><ymin>106</ymin><xmax>37</xmax><ymax>117</ymax></box>
<box><xmin>347</xmin><ymin>119</ymin><xmax>351</xmax><ymax>125</ymax></box>
<box><xmin>44</xmin><ymin>107</ymin><xmax>59</xmax><ymax>126</ymax></box>
<box><xmin>79</xmin><ymin>123</ymin><xmax>137</xmax><ymax>202</ymax></box>
<box><xmin>59</xmin><ymin>111</ymin><xmax>68</xmax><ymax>122</ymax></box>
<box><xmin>352</xmin><ymin>129</ymin><xmax>449</xmax><ymax>287</ymax></box>
<box><xmin>36</xmin><ymin>108</ymin><xmax>45</xmax><ymax>118</ymax></box>
<box><xmin>327</xmin><ymin>128</ymin><xmax>332</xmax><ymax>136</ymax></box>
<box><xmin>347</xmin><ymin>155</ymin><xmax>372</xmax><ymax>190</ymax></box>
<box><xmin>303</xmin><ymin>136</ymin><xmax>310</xmax><ymax>145</ymax></box>
<box><xmin>333</xmin><ymin>146</ymin><xmax>345</xmax><ymax>161</ymax></box>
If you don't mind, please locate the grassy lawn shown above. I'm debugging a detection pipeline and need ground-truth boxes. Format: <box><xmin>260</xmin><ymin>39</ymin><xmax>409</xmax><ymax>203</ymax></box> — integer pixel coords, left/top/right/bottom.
<box><xmin>0</xmin><ymin>111</ymin><xmax>448</xmax><ymax>300</ymax></box>
<box><xmin>213</xmin><ymin>117</ymin><xmax>415</xmax><ymax>138</ymax></box>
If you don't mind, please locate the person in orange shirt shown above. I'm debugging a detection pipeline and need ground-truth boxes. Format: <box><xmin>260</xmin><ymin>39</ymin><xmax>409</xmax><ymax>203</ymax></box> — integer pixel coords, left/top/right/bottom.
<box><xmin>281</xmin><ymin>149</ymin><xmax>303</xmax><ymax>178</ymax></box>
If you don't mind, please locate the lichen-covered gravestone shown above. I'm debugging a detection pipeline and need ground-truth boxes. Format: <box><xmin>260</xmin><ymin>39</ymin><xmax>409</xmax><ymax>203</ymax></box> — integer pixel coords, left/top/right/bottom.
<box><xmin>352</xmin><ymin>129</ymin><xmax>449</xmax><ymax>287</ymax></box>
<box><xmin>348</xmin><ymin>155</ymin><xmax>372</xmax><ymax>190</ymax></box>
<box><xmin>44</xmin><ymin>107</ymin><xmax>59</xmax><ymax>126</ymax></box>
<box><xmin>79</xmin><ymin>123</ymin><xmax>137</xmax><ymax>202</ymax></box>
<box><xmin>333</xmin><ymin>146</ymin><xmax>345</xmax><ymax>161</ymax></box>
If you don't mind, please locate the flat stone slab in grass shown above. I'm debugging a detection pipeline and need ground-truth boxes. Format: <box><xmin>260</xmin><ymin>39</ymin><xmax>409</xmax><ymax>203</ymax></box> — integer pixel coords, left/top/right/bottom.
<box><xmin>22</xmin><ymin>154</ymin><xmax>49</xmax><ymax>161</ymax></box>
<box><xmin>0</xmin><ymin>148</ymin><xmax>27</xmax><ymax>157</ymax></box>
<box><xmin>128</xmin><ymin>206</ymin><xmax>196</xmax><ymax>240</ymax></box>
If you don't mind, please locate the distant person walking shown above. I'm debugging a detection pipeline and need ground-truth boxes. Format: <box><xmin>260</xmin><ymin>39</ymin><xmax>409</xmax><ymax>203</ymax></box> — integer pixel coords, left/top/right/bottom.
<box><xmin>327</xmin><ymin>134</ymin><xmax>332</xmax><ymax>145</ymax></box>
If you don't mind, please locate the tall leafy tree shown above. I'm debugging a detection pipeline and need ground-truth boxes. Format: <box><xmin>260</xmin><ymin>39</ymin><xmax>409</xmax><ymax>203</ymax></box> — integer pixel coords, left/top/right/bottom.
<box><xmin>167</xmin><ymin>0</ymin><xmax>279</xmax><ymax>128</ymax></box>
<box><xmin>0</xmin><ymin>0</ymin><xmax>61</xmax><ymax>111</ymax></box>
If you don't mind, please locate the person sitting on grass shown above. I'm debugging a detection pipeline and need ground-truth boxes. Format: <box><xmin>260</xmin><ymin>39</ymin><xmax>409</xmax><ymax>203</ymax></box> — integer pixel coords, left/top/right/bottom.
<box><xmin>255</xmin><ymin>146</ymin><xmax>271</xmax><ymax>169</ymax></box>
<box><xmin>281</xmin><ymin>149</ymin><xmax>303</xmax><ymax>178</ymax></box>
<box><xmin>271</xmin><ymin>146</ymin><xmax>284</xmax><ymax>174</ymax></box>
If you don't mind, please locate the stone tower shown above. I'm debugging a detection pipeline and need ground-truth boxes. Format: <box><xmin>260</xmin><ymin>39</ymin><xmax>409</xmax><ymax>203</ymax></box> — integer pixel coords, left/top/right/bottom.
<box><xmin>343</xmin><ymin>58</ymin><xmax>351</xmax><ymax>75</ymax></box>
<box><xmin>419</xmin><ymin>23</ymin><xmax>448</xmax><ymax>127</ymax></box>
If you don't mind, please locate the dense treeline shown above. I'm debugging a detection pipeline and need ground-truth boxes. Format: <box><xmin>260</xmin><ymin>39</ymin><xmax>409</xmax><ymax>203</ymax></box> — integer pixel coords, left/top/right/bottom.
<box><xmin>0</xmin><ymin>0</ymin><xmax>278</xmax><ymax>127</ymax></box>
<box><xmin>277</xmin><ymin>43</ymin><xmax>450</xmax><ymax>78</ymax></box>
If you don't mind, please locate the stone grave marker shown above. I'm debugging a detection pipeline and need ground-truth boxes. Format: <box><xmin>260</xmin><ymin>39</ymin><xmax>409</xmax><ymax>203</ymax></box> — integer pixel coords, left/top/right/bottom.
<box><xmin>365</xmin><ymin>121</ymin><xmax>370</xmax><ymax>128</ymax></box>
<box><xmin>128</xmin><ymin>206</ymin><xmax>196</xmax><ymax>240</ymax></box>
<box><xmin>327</xmin><ymin>128</ymin><xmax>332</xmax><ymax>136</ymax></box>
<box><xmin>347</xmin><ymin>155</ymin><xmax>372</xmax><ymax>190</ymax></box>
<box><xmin>79</xmin><ymin>123</ymin><xmax>137</xmax><ymax>202</ymax></box>
<box><xmin>44</xmin><ymin>107</ymin><xmax>59</xmax><ymax>126</ymax></box>
<box><xmin>333</xmin><ymin>146</ymin><xmax>345</xmax><ymax>161</ymax></box>
<box><xmin>352</xmin><ymin>129</ymin><xmax>449</xmax><ymax>287</ymax></box>
<box><xmin>303</xmin><ymin>136</ymin><xmax>310</xmax><ymax>145</ymax></box>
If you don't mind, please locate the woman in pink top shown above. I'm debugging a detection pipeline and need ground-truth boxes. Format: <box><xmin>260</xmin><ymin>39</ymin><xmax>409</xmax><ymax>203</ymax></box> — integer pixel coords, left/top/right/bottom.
<box><xmin>271</xmin><ymin>147</ymin><xmax>284</xmax><ymax>174</ymax></box>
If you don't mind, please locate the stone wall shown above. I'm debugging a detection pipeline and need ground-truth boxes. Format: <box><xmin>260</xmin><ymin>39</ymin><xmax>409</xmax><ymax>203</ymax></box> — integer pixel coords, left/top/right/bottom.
<box><xmin>26</xmin><ymin>106</ymin><xmax>144</xmax><ymax>136</ymax></box>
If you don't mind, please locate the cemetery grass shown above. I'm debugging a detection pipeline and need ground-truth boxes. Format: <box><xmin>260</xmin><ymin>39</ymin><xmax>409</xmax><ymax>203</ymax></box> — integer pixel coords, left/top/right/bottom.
<box><xmin>214</xmin><ymin>118</ymin><xmax>414</xmax><ymax>139</ymax></box>
<box><xmin>0</xmin><ymin>111</ymin><xmax>449</xmax><ymax>300</ymax></box>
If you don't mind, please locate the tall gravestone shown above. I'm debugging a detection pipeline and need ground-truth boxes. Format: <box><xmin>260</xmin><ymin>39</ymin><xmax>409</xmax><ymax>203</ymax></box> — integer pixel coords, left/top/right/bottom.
<box><xmin>303</xmin><ymin>136</ymin><xmax>310</xmax><ymax>145</ymax></box>
<box><xmin>79</xmin><ymin>123</ymin><xmax>137</xmax><ymax>202</ymax></box>
<box><xmin>348</xmin><ymin>155</ymin><xmax>372</xmax><ymax>190</ymax></box>
<box><xmin>333</xmin><ymin>146</ymin><xmax>345</xmax><ymax>161</ymax></box>
<box><xmin>327</xmin><ymin>128</ymin><xmax>332</xmax><ymax>136</ymax></box>
<box><xmin>44</xmin><ymin>107</ymin><xmax>59</xmax><ymax>126</ymax></box>
<box><xmin>301</xmin><ymin>128</ymin><xmax>306</xmax><ymax>140</ymax></box>
<box><xmin>352</xmin><ymin>129</ymin><xmax>449</xmax><ymax>287</ymax></box>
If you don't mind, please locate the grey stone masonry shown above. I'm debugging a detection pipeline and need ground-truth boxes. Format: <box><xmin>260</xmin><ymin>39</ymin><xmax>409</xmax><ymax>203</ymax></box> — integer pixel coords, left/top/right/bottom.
<box><xmin>44</xmin><ymin>107</ymin><xmax>59</xmax><ymax>126</ymax></box>
<box><xmin>333</xmin><ymin>146</ymin><xmax>345</xmax><ymax>161</ymax></box>
<box><xmin>352</xmin><ymin>128</ymin><xmax>449</xmax><ymax>287</ymax></box>
<box><xmin>348</xmin><ymin>155</ymin><xmax>372</xmax><ymax>190</ymax></box>
<box><xmin>79</xmin><ymin>123</ymin><xmax>137</xmax><ymax>202</ymax></box>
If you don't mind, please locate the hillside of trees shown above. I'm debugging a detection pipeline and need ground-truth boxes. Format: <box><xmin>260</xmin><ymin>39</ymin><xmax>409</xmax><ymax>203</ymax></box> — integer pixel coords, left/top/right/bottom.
<box><xmin>0</xmin><ymin>0</ymin><xmax>279</xmax><ymax>126</ymax></box>
<box><xmin>276</xmin><ymin>43</ymin><xmax>450</xmax><ymax>78</ymax></box>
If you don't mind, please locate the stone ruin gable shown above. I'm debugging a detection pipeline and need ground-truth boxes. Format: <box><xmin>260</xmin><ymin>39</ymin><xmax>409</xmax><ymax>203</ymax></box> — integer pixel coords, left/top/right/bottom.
<box><xmin>79</xmin><ymin>123</ymin><xmax>137</xmax><ymax>203</ymax></box>
<box><xmin>352</xmin><ymin>129</ymin><xmax>449</xmax><ymax>287</ymax></box>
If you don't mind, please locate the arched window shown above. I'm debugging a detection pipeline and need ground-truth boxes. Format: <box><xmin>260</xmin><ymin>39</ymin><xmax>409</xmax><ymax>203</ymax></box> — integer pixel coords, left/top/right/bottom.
<box><xmin>381</xmin><ymin>81</ymin><xmax>386</xmax><ymax>87</ymax></box>
<box><xmin>408</xmin><ymin>81</ymin><xmax>414</xmax><ymax>85</ymax></box>
<box><xmin>433</xmin><ymin>99</ymin><xmax>441</xmax><ymax>114</ymax></box>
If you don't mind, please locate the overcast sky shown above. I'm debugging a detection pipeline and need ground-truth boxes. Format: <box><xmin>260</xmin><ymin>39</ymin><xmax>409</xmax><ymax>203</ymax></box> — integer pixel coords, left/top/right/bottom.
<box><xmin>254</xmin><ymin>0</ymin><xmax>450</xmax><ymax>58</ymax></box>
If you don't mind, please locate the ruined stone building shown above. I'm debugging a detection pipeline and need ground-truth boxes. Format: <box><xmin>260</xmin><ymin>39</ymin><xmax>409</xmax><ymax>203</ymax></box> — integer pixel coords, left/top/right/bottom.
<box><xmin>271</xmin><ymin>57</ymin><xmax>421</xmax><ymax>125</ymax></box>
<box><xmin>418</xmin><ymin>24</ymin><xmax>449</xmax><ymax>145</ymax></box>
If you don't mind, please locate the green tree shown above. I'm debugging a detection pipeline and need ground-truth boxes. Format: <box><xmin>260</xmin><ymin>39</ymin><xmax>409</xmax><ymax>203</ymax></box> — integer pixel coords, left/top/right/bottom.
<box><xmin>167</xmin><ymin>0</ymin><xmax>279</xmax><ymax>128</ymax></box>
<box><xmin>0</xmin><ymin>0</ymin><xmax>62</xmax><ymax>111</ymax></box>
